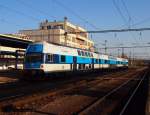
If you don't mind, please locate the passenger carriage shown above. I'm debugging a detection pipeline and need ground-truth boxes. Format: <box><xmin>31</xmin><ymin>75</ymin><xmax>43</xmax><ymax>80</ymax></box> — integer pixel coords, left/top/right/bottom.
<box><xmin>24</xmin><ymin>41</ymin><xmax>128</xmax><ymax>78</ymax></box>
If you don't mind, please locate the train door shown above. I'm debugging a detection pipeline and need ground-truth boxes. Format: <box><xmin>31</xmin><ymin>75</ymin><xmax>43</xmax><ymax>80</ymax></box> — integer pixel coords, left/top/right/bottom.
<box><xmin>92</xmin><ymin>58</ymin><xmax>94</xmax><ymax>70</ymax></box>
<box><xmin>73</xmin><ymin>56</ymin><xmax>77</xmax><ymax>71</ymax></box>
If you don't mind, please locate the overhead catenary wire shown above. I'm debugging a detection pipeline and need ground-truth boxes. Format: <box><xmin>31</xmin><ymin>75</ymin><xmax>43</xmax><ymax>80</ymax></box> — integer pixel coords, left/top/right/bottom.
<box><xmin>121</xmin><ymin>0</ymin><xmax>146</xmax><ymax>59</ymax></box>
<box><xmin>121</xmin><ymin>0</ymin><xmax>149</xmax><ymax>58</ymax></box>
<box><xmin>68</xmin><ymin>27</ymin><xmax>150</xmax><ymax>34</ymax></box>
<box><xmin>25</xmin><ymin>27</ymin><xmax>150</xmax><ymax>36</ymax></box>
<box><xmin>121</xmin><ymin>0</ymin><xmax>150</xmax><ymax>59</ymax></box>
<box><xmin>99</xmin><ymin>45</ymin><xmax>150</xmax><ymax>49</ymax></box>
<box><xmin>0</xmin><ymin>3</ymin><xmax>40</xmax><ymax>22</ymax></box>
<box><xmin>0</xmin><ymin>18</ymin><xmax>21</xmax><ymax>28</ymax></box>
<box><xmin>113</xmin><ymin>0</ymin><xmax>128</xmax><ymax>26</ymax></box>
<box><xmin>121</xmin><ymin>0</ymin><xmax>134</xmax><ymax>27</ymax></box>
<box><xmin>53</xmin><ymin>0</ymin><xmax>100</xmax><ymax>30</ymax></box>
<box><xmin>16</xmin><ymin>0</ymin><xmax>57</xmax><ymax>20</ymax></box>
<box><xmin>112</xmin><ymin>0</ymin><xmax>139</xmax><ymax>44</ymax></box>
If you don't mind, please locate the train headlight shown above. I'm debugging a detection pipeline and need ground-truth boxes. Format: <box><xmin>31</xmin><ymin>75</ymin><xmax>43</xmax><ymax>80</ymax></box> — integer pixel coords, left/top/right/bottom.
<box><xmin>40</xmin><ymin>64</ymin><xmax>44</xmax><ymax>69</ymax></box>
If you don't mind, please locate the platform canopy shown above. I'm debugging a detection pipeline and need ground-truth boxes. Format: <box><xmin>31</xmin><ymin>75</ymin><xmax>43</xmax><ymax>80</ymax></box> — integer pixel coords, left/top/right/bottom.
<box><xmin>0</xmin><ymin>34</ymin><xmax>32</xmax><ymax>49</ymax></box>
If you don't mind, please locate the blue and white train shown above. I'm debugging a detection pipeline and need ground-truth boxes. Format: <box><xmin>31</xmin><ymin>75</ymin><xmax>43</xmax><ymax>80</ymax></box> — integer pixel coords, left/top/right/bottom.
<box><xmin>23</xmin><ymin>41</ymin><xmax>128</xmax><ymax>78</ymax></box>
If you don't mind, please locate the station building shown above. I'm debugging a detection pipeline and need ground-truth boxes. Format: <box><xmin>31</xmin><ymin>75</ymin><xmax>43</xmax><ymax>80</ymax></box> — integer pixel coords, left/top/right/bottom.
<box><xmin>19</xmin><ymin>17</ymin><xmax>94</xmax><ymax>51</ymax></box>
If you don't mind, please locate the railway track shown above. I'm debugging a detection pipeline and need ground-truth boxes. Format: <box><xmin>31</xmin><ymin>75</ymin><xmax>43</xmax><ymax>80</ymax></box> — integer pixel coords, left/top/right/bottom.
<box><xmin>76</xmin><ymin>68</ymin><xmax>148</xmax><ymax>115</ymax></box>
<box><xmin>0</xmin><ymin>69</ymin><xmax>131</xmax><ymax>111</ymax></box>
<box><xmin>0</xmin><ymin>67</ymin><xmax>147</xmax><ymax>115</ymax></box>
<box><xmin>0</xmin><ymin>69</ymin><xmax>128</xmax><ymax>100</ymax></box>
<box><xmin>36</xmin><ymin>68</ymin><xmax>145</xmax><ymax>115</ymax></box>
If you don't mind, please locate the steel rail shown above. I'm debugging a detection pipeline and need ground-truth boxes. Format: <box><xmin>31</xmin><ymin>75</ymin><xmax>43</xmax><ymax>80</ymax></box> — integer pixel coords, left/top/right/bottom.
<box><xmin>119</xmin><ymin>70</ymin><xmax>148</xmax><ymax>115</ymax></box>
<box><xmin>78</xmin><ymin>70</ymin><xmax>144</xmax><ymax>115</ymax></box>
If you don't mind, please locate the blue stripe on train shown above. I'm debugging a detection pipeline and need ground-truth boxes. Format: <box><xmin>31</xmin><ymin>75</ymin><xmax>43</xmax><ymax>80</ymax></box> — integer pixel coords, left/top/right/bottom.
<box><xmin>25</xmin><ymin>53</ymin><xmax>127</xmax><ymax>67</ymax></box>
<box><xmin>76</xmin><ymin>57</ymin><xmax>92</xmax><ymax>64</ymax></box>
<box><xmin>44</xmin><ymin>54</ymin><xmax>121</xmax><ymax>64</ymax></box>
<box><xmin>109</xmin><ymin>60</ymin><xmax>117</xmax><ymax>64</ymax></box>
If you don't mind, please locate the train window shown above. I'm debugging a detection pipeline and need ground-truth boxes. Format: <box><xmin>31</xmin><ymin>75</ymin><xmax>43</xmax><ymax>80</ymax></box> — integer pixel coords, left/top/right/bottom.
<box><xmin>77</xmin><ymin>50</ymin><xmax>81</xmax><ymax>56</ymax></box>
<box><xmin>88</xmin><ymin>52</ymin><xmax>91</xmax><ymax>57</ymax></box>
<box><xmin>25</xmin><ymin>53</ymin><xmax>43</xmax><ymax>63</ymax></box>
<box><xmin>95</xmin><ymin>59</ymin><xmax>98</xmax><ymax>63</ymax></box>
<box><xmin>99</xmin><ymin>59</ymin><xmax>101</xmax><ymax>63</ymax></box>
<box><xmin>47</xmin><ymin>54</ymin><xmax>53</xmax><ymax>62</ymax></box>
<box><xmin>104</xmin><ymin>60</ymin><xmax>108</xmax><ymax>64</ymax></box>
<box><xmin>85</xmin><ymin>52</ymin><xmax>88</xmax><ymax>56</ymax></box>
<box><xmin>91</xmin><ymin>53</ymin><xmax>93</xmax><ymax>57</ymax></box>
<box><xmin>61</xmin><ymin>55</ymin><xmax>66</xmax><ymax>62</ymax></box>
<box><xmin>89</xmin><ymin>53</ymin><xmax>91</xmax><ymax>57</ymax></box>
<box><xmin>85</xmin><ymin>52</ymin><xmax>88</xmax><ymax>57</ymax></box>
<box><xmin>81</xmin><ymin>51</ymin><xmax>85</xmax><ymax>56</ymax></box>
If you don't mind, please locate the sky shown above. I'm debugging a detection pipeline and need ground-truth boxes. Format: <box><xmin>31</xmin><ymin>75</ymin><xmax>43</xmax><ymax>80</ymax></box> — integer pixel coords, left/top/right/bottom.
<box><xmin>0</xmin><ymin>0</ymin><xmax>150</xmax><ymax>59</ymax></box>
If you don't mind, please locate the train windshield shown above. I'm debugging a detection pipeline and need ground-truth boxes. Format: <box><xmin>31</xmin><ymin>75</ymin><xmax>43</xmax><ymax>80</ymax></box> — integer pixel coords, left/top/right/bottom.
<box><xmin>25</xmin><ymin>53</ymin><xmax>43</xmax><ymax>63</ymax></box>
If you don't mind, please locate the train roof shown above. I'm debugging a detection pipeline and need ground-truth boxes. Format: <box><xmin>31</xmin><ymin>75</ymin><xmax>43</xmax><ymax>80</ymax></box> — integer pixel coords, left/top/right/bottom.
<box><xmin>28</xmin><ymin>41</ymin><xmax>128</xmax><ymax>61</ymax></box>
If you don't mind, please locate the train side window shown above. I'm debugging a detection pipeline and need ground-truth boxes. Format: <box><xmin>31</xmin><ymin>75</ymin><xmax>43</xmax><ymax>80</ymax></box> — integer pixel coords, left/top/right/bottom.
<box><xmin>88</xmin><ymin>52</ymin><xmax>91</xmax><ymax>57</ymax></box>
<box><xmin>95</xmin><ymin>59</ymin><xmax>98</xmax><ymax>63</ymax></box>
<box><xmin>91</xmin><ymin>53</ymin><xmax>93</xmax><ymax>57</ymax></box>
<box><xmin>61</xmin><ymin>55</ymin><xmax>66</xmax><ymax>62</ymax></box>
<box><xmin>99</xmin><ymin>59</ymin><xmax>101</xmax><ymax>63</ymax></box>
<box><xmin>104</xmin><ymin>60</ymin><xmax>108</xmax><ymax>64</ymax></box>
<box><xmin>47</xmin><ymin>54</ymin><xmax>53</xmax><ymax>62</ymax></box>
<box><xmin>81</xmin><ymin>51</ymin><xmax>85</xmax><ymax>56</ymax></box>
<box><xmin>85</xmin><ymin>52</ymin><xmax>88</xmax><ymax>57</ymax></box>
<box><xmin>77</xmin><ymin>50</ymin><xmax>81</xmax><ymax>56</ymax></box>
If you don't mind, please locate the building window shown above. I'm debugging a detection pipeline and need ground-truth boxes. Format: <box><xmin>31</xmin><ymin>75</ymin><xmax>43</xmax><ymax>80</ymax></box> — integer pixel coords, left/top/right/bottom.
<box><xmin>61</xmin><ymin>55</ymin><xmax>66</xmax><ymax>62</ymax></box>
<box><xmin>46</xmin><ymin>54</ymin><xmax>53</xmax><ymax>62</ymax></box>
<box><xmin>47</xmin><ymin>26</ymin><xmax>51</xmax><ymax>29</ymax></box>
<box><xmin>41</xmin><ymin>26</ymin><xmax>44</xmax><ymax>29</ymax></box>
<box><xmin>57</xmin><ymin>25</ymin><xmax>63</xmax><ymax>29</ymax></box>
<box><xmin>72</xmin><ymin>37</ymin><xmax>75</xmax><ymax>42</ymax></box>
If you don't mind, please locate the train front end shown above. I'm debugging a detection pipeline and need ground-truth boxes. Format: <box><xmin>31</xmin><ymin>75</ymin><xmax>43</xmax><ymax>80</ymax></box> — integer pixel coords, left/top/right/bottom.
<box><xmin>23</xmin><ymin>42</ymin><xmax>45</xmax><ymax>79</ymax></box>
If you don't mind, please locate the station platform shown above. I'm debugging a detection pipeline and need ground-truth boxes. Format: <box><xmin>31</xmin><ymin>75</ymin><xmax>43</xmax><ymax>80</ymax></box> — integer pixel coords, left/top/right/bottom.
<box><xmin>0</xmin><ymin>69</ymin><xmax>21</xmax><ymax>84</ymax></box>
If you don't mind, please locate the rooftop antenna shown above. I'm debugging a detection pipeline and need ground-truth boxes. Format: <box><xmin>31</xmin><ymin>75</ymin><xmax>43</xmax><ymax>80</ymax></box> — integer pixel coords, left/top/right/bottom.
<box><xmin>45</xmin><ymin>19</ymin><xmax>48</xmax><ymax>23</ymax></box>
